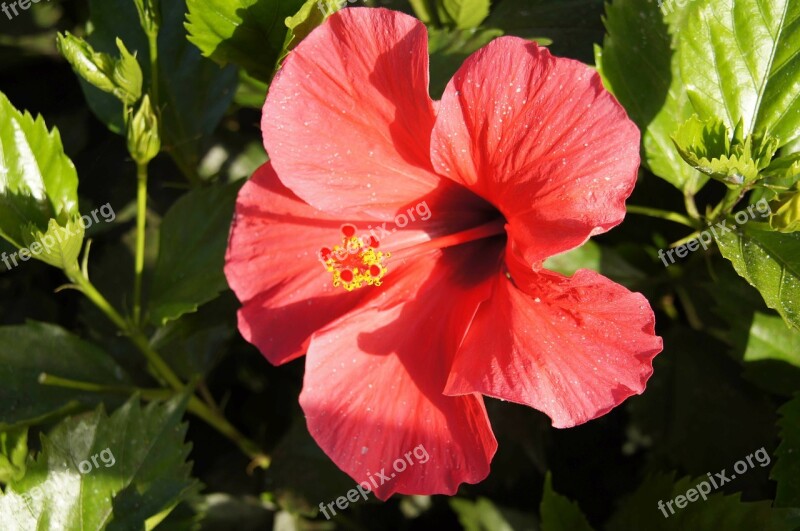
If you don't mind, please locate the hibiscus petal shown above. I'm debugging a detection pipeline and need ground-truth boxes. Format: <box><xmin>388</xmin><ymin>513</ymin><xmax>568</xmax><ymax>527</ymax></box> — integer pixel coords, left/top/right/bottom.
<box><xmin>300</xmin><ymin>241</ymin><xmax>502</xmax><ymax>498</ymax></box>
<box><xmin>445</xmin><ymin>256</ymin><xmax>662</xmax><ymax>428</ymax></box>
<box><xmin>225</xmin><ymin>163</ymin><xmax>375</xmax><ymax>365</ymax></box>
<box><xmin>263</xmin><ymin>7</ymin><xmax>441</xmax><ymax>218</ymax></box>
<box><xmin>431</xmin><ymin>37</ymin><xmax>641</xmax><ymax>264</ymax></box>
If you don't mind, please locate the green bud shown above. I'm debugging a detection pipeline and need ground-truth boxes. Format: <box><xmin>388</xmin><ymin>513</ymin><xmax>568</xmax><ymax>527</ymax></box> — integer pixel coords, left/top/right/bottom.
<box><xmin>56</xmin><ymin>32</ymin><xmax>117</xmax><ymax>94</ymax></box>
<box><xmin>19</xmin><ymin>216</ymin><xmax>85</xmax><ymax>270</ymax></box>
<box><xmin>56</xmin><ymin>33</ymin><xmax>142</xmax><ymax>105</ymax></box>
<box><xmin>769</xmin><ymin>189</ymin><xmax>800</xmax><ymax>233</ymax></box>
<box><xmin>111</xmin><ymin>38</ymin><xmax>143</xmax><ymax>105</ymax></box>
<box><xmin>127</xmin><ymin>95</ymin><xmax>161</xmax><ymax>164</ymax></box>
<box><xmin>134</xmin><ymin>0</ymin><xmax>160</xmax><ymax>34</ymax></box>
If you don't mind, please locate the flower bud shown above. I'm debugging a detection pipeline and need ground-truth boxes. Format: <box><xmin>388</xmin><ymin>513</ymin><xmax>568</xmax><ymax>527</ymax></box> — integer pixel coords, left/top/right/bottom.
<box><xmin>769</xmin><ymin>189</ymin><xmax>800</xmax><ymax>233</ymax></box>
<box><xmin>134</xmin><ymin>0</ymin><xmax>161</xmax><ymax>34</ymax></box>
<box><xmin>57</xmin><ymin>33</ymin><xmax>143</xmax><ymax>105</ymax></box>
<box><xmin>56</xmin><ymin>32</ymin><xmax>117</xmax><ymax>94</ymax></box>
<box><xmin>111</xmin><ymin>38</ymin><xmax>144</xmax><ymax>105</ymax></box>
<box><xmin>127</xmin><ymin>95</ymin><xmax>161</xmax><ymax>164</ymax></box>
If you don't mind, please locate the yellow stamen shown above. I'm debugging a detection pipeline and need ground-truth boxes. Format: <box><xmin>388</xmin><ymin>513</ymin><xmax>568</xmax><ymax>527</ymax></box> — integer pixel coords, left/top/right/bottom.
<box><xmin>319</xmin><ymin>227</ymin><xmax>389</xmax><ymax>291</ymax></box>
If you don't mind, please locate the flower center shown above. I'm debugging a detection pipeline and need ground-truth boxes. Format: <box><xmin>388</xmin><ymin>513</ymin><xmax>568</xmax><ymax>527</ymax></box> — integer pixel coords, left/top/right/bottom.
<box><xmin>319</xmin><ymin>224</ymin><xmax>390</xmax><ymax>291</ymax></box>
<box><xmin>319</xmin><ymin>220</ymin><xmax>506</xmax><ymax>292</ymax></box>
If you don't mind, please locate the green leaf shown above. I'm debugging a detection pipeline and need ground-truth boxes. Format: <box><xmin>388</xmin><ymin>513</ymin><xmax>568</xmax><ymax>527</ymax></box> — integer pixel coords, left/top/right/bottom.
<box><xmin>540</xmin><ymin>472</ymin><xmax>594</xmax><ymax>531</ymax></box>
<box><xmin>150</xmin><ymin>294</ymin><xmax>237</xmax><ymax>379</ymax></box>
<box><xmin>427</xmin><ymin>26</ymin><xmax>503</xmax><ymax>98</ymax></box>
<box><xmin>0</xmin><ymin>91</ymin><xmax>79</xmax><ymax>248</ymax></box>
<box><xmin>773</xmin><ymin>395</ymin><xmax>800</xmax><ymax>508</ymax></box>
<box><xmin>233</xmin><ymin>70</ymin><xmax>270</xmax><ymax>108</ymax></box>
<box><xmin>608</xmin><ymin>472</ymin><xmax>796</xmax><ymax>530</ymax></box>
<box><xmin>148</xmin><ymin>181</ymin><xmax>243</xmax><ymax>326</ymax></box>
<box><xmin>83</xmin><ymin>0</ymin><xmax>237</xmax><ymax>176</ymax></box>
<box><xmin>595</xmin><ymin>0</ymin><xmax>707</xmax><ymax>193</ymax></box>
<box><xmin>0</xmin><ymin>322</ymin><xmax>131</xmax><ymax>429</ymax></box>
<box><xmin>744</xmin><ymin>312</ymin><xmax>800</xmax><ymax>368</ymax></box>
<box><xmin>671</xmin><ymin>116</ymin><xmax>778</xmax><ymax>187</ymax></box>
<box><xmin>281</xmin><ymin>0</ymin><xmax>342</xmax><ymax>60</ymax></box>
<box><xmin>629</xmin><ymin>327</ymin><xmax>777</xmax><ymax>474</ymax></box>
<box><xmin>0</xmin><ymin>396</ymin><xmax>198</xmax><ymax>529</ymax></box>
<box><xmin>763</xmin><ymin>152</ymin><xmax>800</xmax><ymax>181</ymax></box>
<box><xmin>409</xmin><ymin>0</ymin><xmax>435</xmax><ymax>24</ymax></box>
<box><xmin>0</xmin><ymin>427</ymin><xmax>28</xmax><ymax>484</ymax></box>
<box><xmin>19</xmin><ymin>217</ymin><xmax>85</xmax><ymax>270</ymax></box>
<box><xmin>486</xmin><ymin>0</ymin><xmax>605</xmax><ymax>63</ymax></box>
<box><xmin>714</xmin><ymin>224</ymin><xmax>800</xmax><ymax>330</ymax></box>
<box><xmin>264</xmin><ymin>418</ymin><xmax>353</xmax><ymax>515</ymax></box>
<box><xmin>680</xmin><ymin>0</ymin><xmax>800</xmax><ymax>147</ymax></box>
<box><xmin>543</xmin><ymin>240</ymin><xmax>645</xmax><ymax>288</ymax></box>
<box><xmin>701</xmin><ymin>263</ymin><xmax>800</xmax><ymax>396</ymax></box>
<box><xmin>438</xmin><ymin>0</ymin><xmax>491</xmax><ymax>30</ymax></box>
<box><xmin>544</xmin><ymin>240</ymin><xmax>601</xmax><ymax>276</ymax></box>
<box><xmin>185</xmin><ymin>0</ymin><xmax>306</xmax><ymax>83</ymax></box>
<box><xmin>751</xmin><ymin>152</ymin><xmax>800</xmax><ymax>204</ymax></box>
<box><xmin>449</xmin><ymin>497</ymin><xmax>514</xmax><ymax>531</ymax></box>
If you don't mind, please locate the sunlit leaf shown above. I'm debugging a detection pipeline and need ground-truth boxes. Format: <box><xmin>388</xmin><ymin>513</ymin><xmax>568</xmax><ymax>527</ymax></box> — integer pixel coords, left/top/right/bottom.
<box><xmin>680</xmin><ymin>0</ymin><xmax>800</xmax><ymax>146</ymax></box>
<box><xmin>0</xmin><ymin>396</ymin><xmax>197</xmax><ymax>529</ymax></box>
<box><xmin>715</xmin><ymin>224</ymin><xmax>800</xmax><ymax>330</ymax></box>
<box><xmin>186</xmin><ymin>0</ymin><xmax>306</xmax><ymax>82</ymax></box>
<box><xmin>0</xmin><ymin>92</ymin><xmax>79</xmax><ymax>249</ymax></box>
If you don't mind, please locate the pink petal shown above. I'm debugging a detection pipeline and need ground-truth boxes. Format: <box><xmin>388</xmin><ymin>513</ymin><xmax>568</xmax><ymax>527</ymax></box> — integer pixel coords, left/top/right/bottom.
<box><xmin>263</xmin><ymin>8</ymin><xmax>442</xmax><ymax>218</ymax></box>
<box><xmin>224</xmin><ymin>163</ymin><xmax>375</xmax><ymax>364</ymax></box>
<box><xmin>445</xmin><ymin>254</ymin><xmax>662</xmax><ymax>428</ymax></box>
<box><xmin>431</xmin><ymin>37</ymin><xmax>641</xmax><ymax>264</ymax></box>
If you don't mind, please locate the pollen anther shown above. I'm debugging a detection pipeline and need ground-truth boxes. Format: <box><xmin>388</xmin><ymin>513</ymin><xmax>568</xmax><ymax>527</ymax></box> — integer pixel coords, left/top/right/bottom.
<box><xmin>319</xmin><ymin>226</ymin><xmax>390</xmax><ymax>291</ymax></box>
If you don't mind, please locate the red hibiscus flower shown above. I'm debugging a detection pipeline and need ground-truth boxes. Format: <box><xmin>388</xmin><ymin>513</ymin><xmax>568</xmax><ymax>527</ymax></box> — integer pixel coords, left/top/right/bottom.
<box><xmin>225</xmin><ymin>7</ymin><xmax>662</xmax><ymax>499</ymax></box>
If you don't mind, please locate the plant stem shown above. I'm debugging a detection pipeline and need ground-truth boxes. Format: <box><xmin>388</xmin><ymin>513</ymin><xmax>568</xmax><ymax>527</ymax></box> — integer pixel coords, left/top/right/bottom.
<box><xmin>38</xmin><ymin>373</ymin><xmax>172</xmax><ymax>401</ymax></box>
<box><xmin>147</xmin><ymin>24</ymin><xmax>159</xmax><ymax>111</ymax></box>
<box><xmin>66</xmin><ymin>264</ymin><xmax>183</xmax><ymax>391</ymax></box>
<box><xmin>684</xmin><ymin>191</ymin><xmax>701</xmax><ymax>220</ymax></box>
<box><xmin>709</xmin><ymin>187</ymin><xmax>745</xmax><ymax>221</ymax></box>
<box><xmin>133</xmin><ymin>162</ymin><xmax>148</xmax><ymax>326</ymax></box>
<box><xmin>626</xmin><ymin>205</ymin><xmax>699</xmax><ymax>229</ymax></box>
<box><xmin>40</xmin><ymin>372</ymin><xmax>271</xmax><ymax>469</ymax></box>
<box><xmin>669</xmin><ymin>230</ymin><xmax>702</xmax><ymax>249</ymax></box>
<box><xmin>187</xmin><ymin>397</ymin><xmax>270</xmax><ymax>469</ymax></box>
